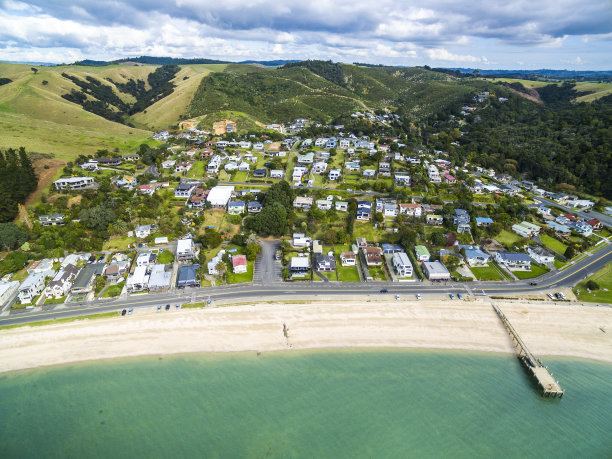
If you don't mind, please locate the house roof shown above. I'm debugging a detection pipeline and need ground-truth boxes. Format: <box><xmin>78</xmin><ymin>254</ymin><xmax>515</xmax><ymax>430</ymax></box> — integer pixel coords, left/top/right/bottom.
<box><xmin>498</xmin><ymin>252</ymin><xmax>531</xmax><ymax>262</ymax></box>
<box><xmin>232</xmin><ymin>255</ymin><xmax>247</xmax><ymax>267</ymax></box>
<box><xmin>415</xmin><ymin>245</ymin><xmax>430</xmax><ymax>257</ymax></box>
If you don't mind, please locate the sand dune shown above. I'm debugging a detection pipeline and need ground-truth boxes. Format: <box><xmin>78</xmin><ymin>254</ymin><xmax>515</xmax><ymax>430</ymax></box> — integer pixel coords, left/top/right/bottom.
<box><xmin>0</xmin><ymin>299</ymin><xmax>610</xmax><ymax>373</ymax></box>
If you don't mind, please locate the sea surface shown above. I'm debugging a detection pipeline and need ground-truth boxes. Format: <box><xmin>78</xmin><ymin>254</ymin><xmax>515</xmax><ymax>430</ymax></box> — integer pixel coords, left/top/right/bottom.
<box><xmin>0</xmin><ymin>350</ymin><xmax>610</xmax><ymax>458</ymax></box>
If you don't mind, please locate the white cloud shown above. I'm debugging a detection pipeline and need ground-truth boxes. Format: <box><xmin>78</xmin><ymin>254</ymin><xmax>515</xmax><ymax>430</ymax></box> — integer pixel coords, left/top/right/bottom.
<box><xmin>425</xmin><ymin>48</ymin><xmax>484</xmax><ymax>63</ymax></box>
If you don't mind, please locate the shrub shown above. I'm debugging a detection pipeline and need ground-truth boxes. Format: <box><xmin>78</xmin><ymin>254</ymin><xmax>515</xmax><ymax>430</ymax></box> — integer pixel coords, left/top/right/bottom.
<box><xmin>585</xmin><ymin>280</ymin><xmax>599</xmax><ymax>291</ymax></box>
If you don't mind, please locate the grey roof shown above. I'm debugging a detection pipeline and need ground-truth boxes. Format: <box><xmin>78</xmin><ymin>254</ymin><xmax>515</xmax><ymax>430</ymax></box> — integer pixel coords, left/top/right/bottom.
<box><xmin>498</xmin><ymin>252</ymin><xmax>531</xmax><ymax>262</ymax></box>
<box><xmin>71</xmin><ymin>263</ymin><xmax>105</xmax><ymax>290</ymax></box>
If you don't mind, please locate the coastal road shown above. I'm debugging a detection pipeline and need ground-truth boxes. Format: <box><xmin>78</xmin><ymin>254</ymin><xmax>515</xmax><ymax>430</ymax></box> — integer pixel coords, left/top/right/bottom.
<box><xmin>2</xmin><ymin>243</ymin><xmax>611</xmax><ymax>327</ymax></box>
<box><xmin>534</xmin><ymin>196</ymin><xmax>612</xmax><ymax>227</ymax></box>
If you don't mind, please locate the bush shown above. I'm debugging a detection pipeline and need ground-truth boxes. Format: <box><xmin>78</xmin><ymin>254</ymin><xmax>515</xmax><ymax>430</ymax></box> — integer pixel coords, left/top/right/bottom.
<box><xmin>585</xmin><ymin>280</ymin><xmax>599</xmax><ymax>291</ymax></box>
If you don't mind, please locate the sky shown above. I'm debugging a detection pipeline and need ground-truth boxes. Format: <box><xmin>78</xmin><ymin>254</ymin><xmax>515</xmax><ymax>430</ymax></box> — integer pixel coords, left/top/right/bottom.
<box><xmin>0</xmin><ymin>0</ymin><xmax>611</xmax><ymax>69</ymax></box>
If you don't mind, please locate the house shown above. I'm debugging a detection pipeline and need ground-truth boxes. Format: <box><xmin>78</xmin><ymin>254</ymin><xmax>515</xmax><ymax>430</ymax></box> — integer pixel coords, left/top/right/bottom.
<box><xmin>537</xmin><ymin>206</ymin><xmax>552</xmax><ymax>217</ymax></box>
<box><xmin>247</xmin><ymin>201</ymin><xmax>263</xmax><ymax>213</ymax></box>
<box><xmin>190</xmin><ymin>188</ymin><xmax>206</xmax><ymax>207</ymax></box>
<box><xmin>383</xmin><ymin>203</ymin><xmax>398</xmax><ymax>217</ymax></box>
<box><xmin>415</xmin><ymin>245</ymin><xmax>430</xmax><ymax>262</ymax></box>
<box><xmin>341</xmin><ymin>252</ymin><xmax>356</xmax><ymax>266</ymax></box>
<box><xmin>586</xmin><ymin>218</ymin><xmax>603</xmax><ymax>231</ymax></box>
<box><xmin>0</xmin><ymin>281</ymin><xmax>19</xmax><ymax>308</ymax></box>
<box><xmin>393</xmin><ymin>252</ymin><xmax>413</xmax><ymax>277</ymax></box>
<box><xmin>127</xmin><ymin>265</ymin><xmax>149</xmax><ymax>293</ymax></box>
<box><xmin>177</xmin><ymin>264</ymin><xmax>199</xmax><ymax>288</ymax></box>
<box><xmin>232</xmin><ymin>255</ymin><xmax>248</xmax><ymax>274</ymax></box>
<box><xmin>174</xmin><ymin>161</ymin><xmax>194</xmax><ymax>173</ymax></box>
<box><xmin>356</xmin><ymin>201</ymin><xmax>372</xmax><ymax>221</ymax></box>
<box><xmin>422</xmin><ymin>261</ymin><xmax>450</xmax><ymax>280</ymax></box>
<box><xmin>356</xmin><ymin>237</ymin><xmax>367</xmax><ymax>249</ymax></box>
<box><xmin>292</xmin><ymin>166</ymin><xmax>308</xmax><ymax>182</ymax></box>
<box><xmin>70</xmin><ymin>263</ymin><xmax>105</xmax><ymax>295</ymax></box>
<box><xmin>547</xmin><ymin>221</ymin><xmax>571</xmax><ymax>234</ymax></box>
<box><xmin>313</xmin><ymin>253</ymin><xmax>336</xmax><ymax>272</ymax></box>
<box><xmin>148</xmin><ymin>264</ymin><xmax>172</xmax><ymax>291</ymax></box>
<box><xmin>227</xmin><ymin>201</ymin><xmax>245</xmax><ymax>215</ymax></box>
<box><xmin>528</xmin><ymin>246</ymin><xmax>555</xmax><ymax>264</ymax></box>
<box><xmin>174</xmin><ymin>182</ymin><xmax>197</xmax><ymax>198</ymax></box>
<box><xmin>512</xmin><ymin>221</ymin><xmax>541</xmax><ymax>238</ymax></box>
<box><xmin>38</xmin><ymin>213</ymin><xmax>65</xmax><ymax>226</ymax></box>
<box><xmin>293</xmin><ymin>196</ymin><xmax>313</xmax><ymax>210</ymax></box>
<box><xmin>345</xmin><ymin>161</ymin><xmax>361</xmax><ymax>172</ymax></box>
<box><xmin>567</xmin><ymin>199</ymin><xmax>594</xmax><ymax>209</ymax></box>
<box><xmin>453</xmin><ymin>209</ymin><xmax>470</xmax><ymax>225</ymax></box>
<box><xmin>139</xmin><ymin>185</ymin><xmax>155</xmax><ymax>196</ymax></box>
<box><xmin>443</xmin><ymin>173</ymin><xmax>456</xmax><ymax>184</ymax></box>
<box><xmin>104</xmin><ymin>261</ymin><xmax>129</xmax><ymax>281</ymax></box>
<box><xmin>293</xmin><ymin>233</ymin><xmax>312</xmax><ymax>248</ymax></box>
<box><xmin>495</xmin><ymin>252</ymin><xmax>531</xmax><ymax>270</ymax></box>
<box><xmin>394</xmin><ymin>172</ymin><xmax>411</xmax><ymax>186</ymax></box>
<box><xmin>224</xmin><ymin>161</ymin><xmax>238</xmax><ymax>172</ymax></box>
<box><xmin>176</xmin><ymin>238</ymin><xmax>196</xmax><ymax>262</ymax></box>
<box><xmin>363</xmin><ymin>246</ymin><xmax>383</xmax><ymax>266</ymax></box>
<box><xmin>298</xmin><ymin>152</ymin><xmax>314</xmax><ymax>164</ymax></box>
<box><xmin>316</xmin><ymin>200</ymin><xmax>332</xmax><ymax>211</ymax></box>
<box><xmin>426</xmin><ymin>214</ymin><xmax>443</xmax><ymax>225</ymax></box>
<box><xmin>18</xmin><ymin>272</ymin><xmax>46</xmax><ymax>303</ymax></box>
<box><xmin>207</xmin><ymin>250</ymin><xmax>225</xmax><ymax>275</ymax></box>
<box><xmin>362</xmin><ymin>169</ymin><xmax>376</xmax><ymax>178</ymax></box>
<box><xmin>463</xmin><ymin>248</ymin><xmax>490</xmax><ymax>267</ymax></box>
<box><xmin>475</xmin><ymin>217</ymin><xmax>494</xmax><ymax>227</ymax></box>
<box><xmin>54</xmin><ymin>176</ymin><xmax>95</xmax><ymax>190</ymax></box>
<box><xmin>334</xmin><ymin>201</ymin><xmax>348</xmax><ymax>212</ymax></box>
<box><xmin>457</xmin><ymin>223</ymin><xmax>471</xmax><ymax>234</ymax></box>
<box><xmin>253</xmin><ymin>169</ymin><xmax>267</xmax><ymax>178</ymax></box>
<box><xmin>207</xmin><ymin>186</ymin><xmax>235</xmax><ymax>208</ymax></box>
<box><xmin>290</xmin><ymin>256</ymin><xmax>310</xmax><ymax>277</ymax></box>
<box><xmin>136</xmin><ymin>252</ymin><xmax>156</xmax><ymax>267</ymax></box>
<box><xmin>270</xmin><ymin>170</ymin><xmax>284</xmax><ymax>179</ymax></box>
<box><xmin>162</xmin><ymin>160</ymin><xmax>176</xmax><ymax>169</ymax></box>
<box><xmin>238</xmin><ymin>162</ymin><xmax>251</xmax><ymax>172</ymax></box>
<box><xmin>427</xmin><ymin>165</ymin><xmax>441</xmax><ymax>183</ymax></box>
<box><xmin>43</xmin><ymin>263</ymin><xmax>78</xmax><ymax>298</ymax></box>
<box><xmin>399</xmin><ymin>204</ymin><xmax>421</xmax><ymax>217</ymax></box>
<box><xmin>328</xmin><ymin>169</ymin><xmax>341</xmax><ymax>181</ymax></box>
<box><xmin>207</xmin><ymin>155</ymin><xmax>222</xmax><ymax>173</ymax></box>
<box><xmin>378</xmin><ymin>162</ymin><xmax>391</xmax><ymax>176</ymax></box>
<box><xmin>571</xmin><ymin>221</ymin><xmax>593</xmax><ymax>236</ymax></box>
<box><xmin>135</xmin><ymin>224</ymin><xmax>152</xmax><ymax>238</ymax></box>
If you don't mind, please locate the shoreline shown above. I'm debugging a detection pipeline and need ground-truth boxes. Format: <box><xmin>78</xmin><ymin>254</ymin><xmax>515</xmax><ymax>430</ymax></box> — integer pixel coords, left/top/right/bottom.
<box><xmin>0</xmin><ymin>299</ymin><xmax>610</xmax><ymax>374</ymax></box>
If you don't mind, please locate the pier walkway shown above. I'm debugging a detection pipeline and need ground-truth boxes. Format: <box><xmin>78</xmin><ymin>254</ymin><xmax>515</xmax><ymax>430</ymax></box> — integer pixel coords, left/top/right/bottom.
<box><xmin>492</xmin><ymin>301</ymin><xmax>565</xmax><ymax>398</ymax></box>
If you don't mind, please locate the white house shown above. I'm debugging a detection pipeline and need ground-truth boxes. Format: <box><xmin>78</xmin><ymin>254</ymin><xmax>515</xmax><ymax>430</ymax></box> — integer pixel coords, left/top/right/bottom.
<box><xmin>495</xmin><ymin>252</ymin><xmax>531</xmax><ymax>270</ymax></box>
<box><xmin>44</xmin><ymin>264</ymin><xmax>79</xmax><ymax>298</ymax></box>
<box><xmin>528</xmin><ymin>246</ymin><xmax>555</xmax><ymax>264</ymax></box>
<box><xmin>134</xmin><ymin>224</ymin><xmax>152</xmax><ymax>238</ymax></box>
<box><xmin>207</xmin><ymin>186</ymin><xmax>235</xmax><ymax>208</ymax></box>
<box><xmin>335</xmin><ymin>201</ymin><xmax>348</xmax><ymax>212</ymax></box>
<box><xmin>292</xmin><ymin>166</ymin><xmax>308</xmax><ymax>182</ymax></box>
<box><xmin>427</xmin><ymin>165</ymin><xmax>441</xmax><ymax>183</ymax></box>
<box><xmin>208</xmin><ymin>250</ymin><xmax>226</xmax><ymax>275</ymax></box>
<box><xmin>292</xmin><ymin>233</ymin><xmax>312</xmax><ymax>248</ymax></box>
<box><xmin>313</xmin><ymin>161</ymin><xmax>328</xmax><ymax>174</ymax></box>
<box><xmin>293</xmin><ymin>196</ymin><xmax>313</xmax><ymax>210</ymax></box>
<box><xmin>54</xmin><ymin>177</ymin><xmax>95</xmax><ymax>190</ymax></box>
<box><xmin>399</xmin><ymin>204</ymin><xmax>421</xmax><ymax>217</ymax></box>
<box><xmin>18</xmin><ymin>272</ymin><xmax>46</xmax><ymax>304</ymax></box>
<box><xmin>177</xmin><ymin>238</ymin><xmax>196</xmax><ymax>262</ymax></box>
<box><xmin>316</xmin><ymin>200</ymin><xmax>332</xmax><ymax>211</ymax></box>
<box><xmin>340</xmin><ymin>251</ymin><xmax>356</xmax><ymax>266</ymax></box>
<box><xmin>328</xmin><ymin>169</ymin><xmax>341</xmax><ymax>181</ymax></box>
<box><xmin>393</xmin><ymin>252</ymin><xmax>413</xmax><ymax>277</ymax></box>
<box><xmin>174</xmin><ymin>182</ymin><xmax>197</xmax><ymax>198</ymax></box>
<box><xmin>270</xmin><ymin>170</ymin><xmax>284</xmax><ymax>179</ymax></box>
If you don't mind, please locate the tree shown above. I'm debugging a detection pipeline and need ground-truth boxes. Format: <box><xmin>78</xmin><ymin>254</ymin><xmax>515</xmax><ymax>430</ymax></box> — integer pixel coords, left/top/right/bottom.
<box><xmin>564</xmin><ymin>245</ymin><xmax>575</xmax><ymax>259</ymax></box>
<box><xmin>0</xmin><ymin>251</ymin><xmax>28</xmax><ymax>275</ymax></box>
<box><xmin>201</xmin><ymin>229</ymin><xmax>222</xmax><ymax>249</ymax></box>
<box><xmin>488</xmin><ymin>222</ymin><xmax>503</xmax><ymax>237</ymax></box>
<box><xmin>430</xmin><ymin>231</ymin><xmax>446</xmax><ymax>246</ymax></box>
<box><xmin>245</xmin><ymin>203</ymin><xmax>287</xmax><ymax>236</ymax></box>
<box><xmin>585</xmin><ymin>280</ymin><xmax>599</xmax><ymax>291</ymax></box>
<box><xmin>245</xmin><ymin>243</ymin><xmax>262</xmax><ymax>261</ymax></box>
<box><xmin>0</xmin><ymin>223</ymin><xmax>28</xmax><ymax>250</ymax></box>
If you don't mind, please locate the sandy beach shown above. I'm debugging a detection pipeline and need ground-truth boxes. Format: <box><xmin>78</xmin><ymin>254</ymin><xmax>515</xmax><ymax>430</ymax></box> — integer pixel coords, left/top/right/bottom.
<box><xmin>0</xmin><ymin>299</ymin><xmax>611</xmax><ymax>373</ymax></box>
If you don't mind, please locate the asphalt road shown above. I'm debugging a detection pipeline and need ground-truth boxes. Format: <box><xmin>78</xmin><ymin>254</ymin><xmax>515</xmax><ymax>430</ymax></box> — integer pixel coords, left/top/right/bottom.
<box><xmin>534</xmin><ymin>196</ymin><xmax>612</xmax><ymax>227</ymax></box>
<box><xmin>2</xmin><ymin>242</ymin><xmax>611</xmax><ymax>327</ymax></box>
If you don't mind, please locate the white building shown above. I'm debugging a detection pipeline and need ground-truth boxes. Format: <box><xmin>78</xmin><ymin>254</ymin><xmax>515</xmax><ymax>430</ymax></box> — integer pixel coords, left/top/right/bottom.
<box><xmin>292</xmin><ymin>233</ymin><xmax>312</xmax><ymax>248</ymax></box>
<box><xmin>393</xmin><ymin>252</ymin><xmax>413</xmax><ymax>277</ymax></box>
<box><xmin>528</xmin><ymin>246</ymin><xmax>555</xmax><ymax>264</ymax></box>
<box><xmin>207</xmin><ymin>186</ymin><xmax>235</xmax><ymax>208</ymax></box>
<box><xmin>18</xmin><ymin>272</ymin><xmax>46</xmax><ymax>304</ymax></box>
<box><xmin>328</xmin><ymin>169</ymin><xmax>341</xmax><ymax>180</ymax></box>
<box><xmin>0</xmin><ymin>281</ymin><xmax>19</xmax><ymax>308</ymax></box>
<box><xmin>127</xmin><ymin>265</ymin><xmax>149</xmax><ymax>293</ymax></box>
<box><xmin>44</xmin><ymin>264</ymin><xmax>79</xmax><ymax>298</ymax></box>
<box><xmin>177</xmin><ymin>238</ymin><xmax>196</xmax><ymax>262</ymax></box>
<box><xmin>54</xmin><ymin>176</ymin><xmax>95</xmax><ymax>190</ymax></box>
<box><xmin>208</xmin><ymin>250</ymin><xmax>226</xmax><ymax>275</ymax></box>
<box><xmin>422</xmin><ymin>261</ymin><xmax>450</xmax><ymax>280</ymax></box>
<box><xmin>135</xmin><ymin>224</ymin><xmax>152</xmax><ymax>238</ymax></box>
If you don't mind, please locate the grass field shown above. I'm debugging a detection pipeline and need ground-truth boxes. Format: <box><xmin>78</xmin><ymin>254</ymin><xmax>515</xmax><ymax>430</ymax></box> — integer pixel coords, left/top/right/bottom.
<box><xmin>540</xmin><ymin>234</ymin><xmax>568</xmax><ymax>255</ymax></box>
<box><xmin>487</xmin><ymin>78</ymin><xmax>612</xmax><ymax>103</ymax></box>
<box><xmin>102</xmin><ymin>285</ymin><xmax>123</xmax><ymax>298</ymax></box>
<box><xmin>157</xmin><ymin>250</ymin><xmax>175</xmax><ymax>264</ymax></box>
<box><xmin>495</xmin><ymin>230</ymin><xmax>522</xmax><ymax>248</ymax></box>
<box><xmin>103</xmin><ymin>236</ymin><xmax>135</xmax><ymax>251</ymax></box>
<box><xmin>367</xmin><ymin>265</ymin><xmax>387</xmax><ymax>281</ymax></box>
<box><xmin>573</xmin><ymin>262</ymin><xmax>612</xmax><ymax>303</ymax></box>
<box><xmin>186</xmin><ymin>161</ymin><xmax>206</xmax><ymax>178</ymax></box>
<box><xmin>0</xmin><ymin>63</ymin><xmax>153</xmax><ymax>159</ymax></box>
<box><xmin>469</xmin><ymin>264</ymin><xmax>505</xmax><ymax>280</ymax></box>
<box><xmin>336</xmin><ymin>263</ymin><xmax>360</xmax><ymax>282</ymax></box>
<box><xmin>513</xmin><ymin>264</ymin><xmax>549</xmax><ymax>279</ymax></box>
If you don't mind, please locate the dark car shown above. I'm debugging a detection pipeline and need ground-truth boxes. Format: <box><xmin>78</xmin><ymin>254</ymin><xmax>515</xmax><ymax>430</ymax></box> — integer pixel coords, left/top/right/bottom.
<box><xmin>165</xmin><ymin>304</ymin><xmax>170</xmax><ymax>311</ymax></box>
<box><xmin>121</xmin><ymin>309</ymin><xmax>126</xmax><ymax>316</ymax></box>
<box><xmin>530</xmin><ymin>282</ymin><xmax>537</xmax><ymax>286</ymax></box>
<box><xmin>380</xmin><ymin>289</ymin><xmax>388</xmax><ymax>293</ymax></box>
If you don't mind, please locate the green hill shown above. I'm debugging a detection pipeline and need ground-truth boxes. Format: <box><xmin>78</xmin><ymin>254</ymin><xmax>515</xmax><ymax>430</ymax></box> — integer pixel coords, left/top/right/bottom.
<box><xmin>186</xmin><ymin>63</ymin><xmax>492</xmax><ymax>123</ymax></box>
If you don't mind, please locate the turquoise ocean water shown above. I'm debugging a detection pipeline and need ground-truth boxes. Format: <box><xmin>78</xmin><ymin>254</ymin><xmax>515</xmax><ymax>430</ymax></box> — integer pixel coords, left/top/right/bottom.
<box><xmin>0</xmin><ymin>350</ymin><xmax>611</xmax><ymax>458</ymax></box>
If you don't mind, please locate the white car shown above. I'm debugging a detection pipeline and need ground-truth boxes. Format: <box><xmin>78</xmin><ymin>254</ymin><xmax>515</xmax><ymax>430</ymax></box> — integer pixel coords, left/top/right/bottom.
<box><xmin>416</xmin><ymin>294</ymin><xmax>422</xmax><ymax>300</ymax></box>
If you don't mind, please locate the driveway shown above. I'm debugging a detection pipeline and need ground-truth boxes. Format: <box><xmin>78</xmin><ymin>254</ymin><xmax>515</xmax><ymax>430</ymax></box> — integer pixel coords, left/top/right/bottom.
<box><xmin>253</xmin><ymin>240</ymin><xmax>282</xmax><ymax>285</ymax></box>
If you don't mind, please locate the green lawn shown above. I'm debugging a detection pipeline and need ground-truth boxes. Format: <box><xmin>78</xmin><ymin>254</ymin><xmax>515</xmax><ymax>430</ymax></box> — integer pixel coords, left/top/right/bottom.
<box><xmin>315</xmin><ymin>270</ymin><xmax>337</xmax><ymax>281</ymax></box>
<box><xmin>232</xmin><ymin>171</ymin><xmax>249</xmax><ymax>182</ymax></box>
<box><xmin>513</xmin><ymin>264</ymin><xmax>549</xmax><ymax>279</ymax></box>
<box><xmin>336</xmin><ymin>263</ymin><xmax>360</xmax><ymax>282</ymax></box>
<box><xmin>186</xmin><ymin>161</ymin><xmax>205</xmax><ymax>178</ymax></box>
<box><xmin>573</xmin><ymin>262</ymin><xmax>612</xmax><ymax>303</ymax></box>
<box><xmin>554</xmin><ymin>259</ymin><xmax>567</xmax><ymax>270</ymax></box>
<box><xmin>157</xmin><ymin>250</ymin><xmax>175</xmax><ymax>264</ymax></box>
<box><xmin>353</xmin><ymin>222</ymin><xmax>386</xmax><ymax>242</ymax></box>
<box><xmin>102</xmin><ymin>284</ymin><xmax>123</xmax><ymax>298</ymax></box>
<box><xmin>540</xmin><ymin>234</ymin><xmax>568</xmax><ymax>255</ymax></box>
<box><xmin>367</xmin><ymin>265</ymin><xmax>387</xmax><ymax>281</ymax></box>
<box><xmin>496</xmin><ymin>230</ymin><xmax>522</xmax><ymax>247</ymax></box>
<box><xmin>469</xmin><ymin>264</ymin><xmax>505</xmax><ymax>280</ymax></box>
<box><xmin>227</xmin><ymin>260</ymin><xmax>254</xmax><ymax>284</ymax></box>
<box><xmin>44</xmin><ymin>296</ymin><xmax>67</xmax><ymax>305</ymax></box>
<box><xmin>103</xmin><ymin>236</ymin><xmax>135</xmax><ymax>251</ymax></box>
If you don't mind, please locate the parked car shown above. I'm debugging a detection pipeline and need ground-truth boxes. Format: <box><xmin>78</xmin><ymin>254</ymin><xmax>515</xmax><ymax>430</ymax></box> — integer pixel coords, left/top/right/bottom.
<box><xmin>157</xmin><ymin>305</ymin><xmax>161</xmax><ymax>312</ymax></box>
<box><xmin>529</xmin><ymin>282</ymin><xmax>537</xmax><ymax>286</ymax></box>
<box><xmin>165</xmin><ymin>304</ymin><xmax>170</xmax><ymax>311</ymax></box>
<box><xmin>128</xmin><ymin>308</ymin><xmax>133</xmax><ymax>315</ymax></box>
<box><xmin>416</xmin><ymin>294</ymin><xmax>422</xmax><ymax>300</ymax></box>
<box><xmin>395</xmin><ymin>295</ymin><xmax>400</xmax><ymax>300</ymax></box>
<box><xmin>457</xmin><ymin>293</ymin><xmax>463</xmax><ymax>300</ymax></box>
<box><xmin>380</xmin><ymin>289</ymin><xmax>388</xmax><ymax>293</ymax></box>
<box><xmin>176</xmin><ymin>304</ymin><xmax>181</xmax><ymax>310</ymax></box>
<box><xmin>449</xmin><ymin>294</ymin><xmax>455</xmax><ymax>300</ymax></box>
<box><xmin>547</xmin><ymin>293</ymin><xmax>554</xmax><ymax>300</ymax></box>
<box><xmin>121</xmin><ymin>309</ymin><xmax>126</xmax><ymax>316</ymax></box>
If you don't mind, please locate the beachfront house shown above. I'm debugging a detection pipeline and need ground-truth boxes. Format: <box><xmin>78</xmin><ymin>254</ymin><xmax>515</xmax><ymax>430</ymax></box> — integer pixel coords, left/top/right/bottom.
<box><xmin>422</xmin><ymin>261</ymin><xmax>450</xmax><ymax>280</ymax></box>
<box><xmin>393</xmin><ymin>252</ymin><xmax>413</xmax><ymax>277</ymax></box>
<box><xmin>495</xmin><ymin>252</ymin><xmax>531</xmax><ymax>270</ymax></box>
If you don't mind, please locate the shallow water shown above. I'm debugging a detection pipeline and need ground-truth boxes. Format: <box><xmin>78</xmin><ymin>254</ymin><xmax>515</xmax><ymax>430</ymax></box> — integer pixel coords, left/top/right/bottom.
<box><xmin>0</xmin><ymin>350</ymin><xmax>610</xmax><ymax>458</ymax></box>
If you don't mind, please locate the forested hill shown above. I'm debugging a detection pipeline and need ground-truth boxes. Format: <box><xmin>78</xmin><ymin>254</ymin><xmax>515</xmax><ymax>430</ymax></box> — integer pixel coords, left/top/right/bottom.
<box><xmin>186</xmin><ymin>63</ymin><xmax>493</xmax><ymax>122</ymax></box>
<box><xmin>0</xmin><ymin>148</ymin><xmax>38</xmax><ymax>223</ymax></box>
<box><xmin>459</xmin><ymin>83</ymin><xmax>612</xmax><ymax>198</ymax></box>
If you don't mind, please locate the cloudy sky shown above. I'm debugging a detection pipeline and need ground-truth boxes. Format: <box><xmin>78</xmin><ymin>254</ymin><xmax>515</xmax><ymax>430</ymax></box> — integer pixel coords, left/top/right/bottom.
<box><xmin>1</xmin><ymin>0</ymin><xmax>611</xmax><ymax>69</ymax></box>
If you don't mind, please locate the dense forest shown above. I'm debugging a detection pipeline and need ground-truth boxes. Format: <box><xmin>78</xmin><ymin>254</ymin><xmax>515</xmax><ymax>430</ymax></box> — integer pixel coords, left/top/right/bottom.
<box><xmin>60</xmin><ymin>65</ymin><xmax>180</xmax><ymax>123</ymax></box>
<box><xmin>459</xmin><ymin>83</ymin><xmax>612</xmax><ymax>198</ymax></box>
<box><xmin>0</xmin><ymin>77</ymin><xmax>12</xmax><ymax>86</ymax></box>
<box><xmin>0</xmin><ymin>147</ymin><xmax>38</xmax><ymax>223</ymax></box>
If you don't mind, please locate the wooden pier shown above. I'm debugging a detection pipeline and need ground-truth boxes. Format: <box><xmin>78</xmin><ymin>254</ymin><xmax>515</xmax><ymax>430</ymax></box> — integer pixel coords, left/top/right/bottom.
<box><xmin>491</xmin><ymin>302</ymin><xmax>564</xmax><ymax>398</ymax></box>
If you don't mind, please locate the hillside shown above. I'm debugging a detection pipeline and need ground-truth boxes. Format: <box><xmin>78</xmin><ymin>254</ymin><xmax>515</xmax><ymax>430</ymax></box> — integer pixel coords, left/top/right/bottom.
<box><xmin>186</xmin><ymin>63</ymin><xmax>492</xmax><ymax>123</ymax></box>
<box><xmin>0</xmin><ymin>63</ymin><xmax>154</xmax><ymax>160</ymax></box>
